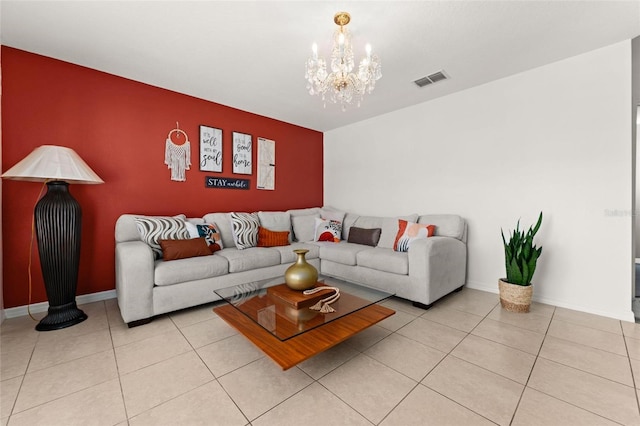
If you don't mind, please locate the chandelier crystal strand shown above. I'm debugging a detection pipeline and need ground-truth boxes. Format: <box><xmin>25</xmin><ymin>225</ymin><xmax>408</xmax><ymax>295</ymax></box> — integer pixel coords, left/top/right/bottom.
<box><xmin>305</xmin><ymin>12</ymin><xmax>381</xmax><ymax>111</ymax></box>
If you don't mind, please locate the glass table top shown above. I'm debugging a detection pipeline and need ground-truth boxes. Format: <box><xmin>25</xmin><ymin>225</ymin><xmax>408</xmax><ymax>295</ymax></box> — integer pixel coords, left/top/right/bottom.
<box><xmin>214</xmin><ymin>275</ymin><xmax>393</xmax><ymax>341</ymax></box>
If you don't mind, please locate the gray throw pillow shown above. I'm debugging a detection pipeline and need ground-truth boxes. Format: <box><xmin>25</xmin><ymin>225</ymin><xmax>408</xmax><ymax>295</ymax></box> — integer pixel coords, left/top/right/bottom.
<box><xmin>348</xmin><ymin>227</ymin><xmax>382</xmax><ymax>247</ymax></box>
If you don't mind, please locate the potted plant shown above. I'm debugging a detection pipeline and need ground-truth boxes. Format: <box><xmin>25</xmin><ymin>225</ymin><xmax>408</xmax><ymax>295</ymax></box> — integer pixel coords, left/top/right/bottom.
<box><xmin>499</xmin><ymin>212</ymin><xmax>543</xmax><ymax>313</ymax></box>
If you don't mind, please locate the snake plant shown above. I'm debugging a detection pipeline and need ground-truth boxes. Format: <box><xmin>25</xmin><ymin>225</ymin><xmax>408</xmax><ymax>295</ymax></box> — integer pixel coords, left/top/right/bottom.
<box><xmin>501</xmin><ymin>212</ymin><xmax>543</xmax><ymax>286</ymax></box>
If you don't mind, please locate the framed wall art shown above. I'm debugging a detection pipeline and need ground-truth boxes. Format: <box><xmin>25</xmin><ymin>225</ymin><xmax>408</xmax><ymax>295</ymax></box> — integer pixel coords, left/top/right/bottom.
<box><xmin>199</xmin><ymin>125</ymin><xmax>223</xmax><ymax>172</ymax></box>
<box><xmin>257</xmin><ymin>137</ymin><xmax>275</xmax><ymax>190</ymax></box>
<box><xmin>232</xmin><ymin>131</ymin><xmax>252</xmax><ymax>175</ymax></box>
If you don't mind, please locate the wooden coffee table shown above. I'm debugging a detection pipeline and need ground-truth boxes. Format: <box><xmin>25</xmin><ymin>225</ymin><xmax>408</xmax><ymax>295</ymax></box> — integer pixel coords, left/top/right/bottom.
<box><xmin>214</xmin><ymin>276</ymin><xmax>395</xmax><ymax>370</ymax></box>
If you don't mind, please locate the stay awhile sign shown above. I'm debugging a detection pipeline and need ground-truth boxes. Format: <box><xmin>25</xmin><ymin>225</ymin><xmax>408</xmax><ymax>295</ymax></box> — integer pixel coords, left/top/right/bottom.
<box><xmin>205</xmin><ymin>176</ymin><xmax>250</xmax><ymax>190</ymax></box>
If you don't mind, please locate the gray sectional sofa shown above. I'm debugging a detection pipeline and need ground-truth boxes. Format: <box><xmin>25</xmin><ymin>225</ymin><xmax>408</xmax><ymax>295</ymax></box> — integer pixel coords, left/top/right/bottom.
<box><xmin>115</xmin><ymin>207</ymin><xmax>467</xmax><ymax>326</ymax></box>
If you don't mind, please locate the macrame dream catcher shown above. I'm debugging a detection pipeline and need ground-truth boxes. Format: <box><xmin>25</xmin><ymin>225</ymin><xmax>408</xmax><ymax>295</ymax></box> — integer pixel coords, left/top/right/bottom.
<box><xmin>165</xmin><ymin>123</ymin><xmax>191</xmax><ymax>181</ymax></box>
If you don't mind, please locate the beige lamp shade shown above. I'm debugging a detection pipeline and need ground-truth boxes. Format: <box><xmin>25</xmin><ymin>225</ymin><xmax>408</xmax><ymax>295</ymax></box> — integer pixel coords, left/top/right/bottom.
<box><xmin>1</xmin><ymin>145</ymin><xmax>104</xmax><ymax>184</ymax></box>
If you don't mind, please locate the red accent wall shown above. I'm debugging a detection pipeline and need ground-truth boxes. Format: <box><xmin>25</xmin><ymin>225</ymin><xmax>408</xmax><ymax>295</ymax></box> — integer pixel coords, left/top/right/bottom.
<box><xmin>1</xmin><ymin>47</ymin><xmax>323</xmax><ymax>308</ymax></box>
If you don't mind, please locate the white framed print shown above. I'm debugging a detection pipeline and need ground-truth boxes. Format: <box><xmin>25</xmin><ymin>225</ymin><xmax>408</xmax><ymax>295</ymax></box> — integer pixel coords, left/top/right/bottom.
<box><xmin>199</xmin><ymin>125</ymin><xmax>222</xmax><ymax>172</ymax></box>
<box><xmin>257</xmin><ymin>137</ymin><xmax>275</xmax><ymax>190</ymax></box>
<box><xmin>232</xmin><ymin>131</ymin><xmax>252</xmax><ymax>175</ymax></box>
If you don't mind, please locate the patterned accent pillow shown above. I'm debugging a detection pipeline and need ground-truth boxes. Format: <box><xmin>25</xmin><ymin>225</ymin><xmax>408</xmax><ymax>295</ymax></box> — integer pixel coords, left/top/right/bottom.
<box><xmin>257</xmin><ymin>227</ymin><xmax>290</xmax><ymax>247</ymax></box>
<box><xmin>314</xmin><ymin>218</ymin><xmax>342</xmax><ymax>243</ymax></box>
<box><xmin>134</xmin><ymin>216</ymin><xmax>190</xmax><ymax>259</ymax></box>
<box><xmin>196</xmin><ymin>223</ymin><xmax>224</xmax><ymax>252</ymax></box>
<box><xmin>393</xmin><ymin>220</ymin><xmax>435</xmax><ymax>252</ymax></box>
<box><xmin>230</xmin><ymin>212</ymin><xmax>260</xmax><ymax>250</ymax></box>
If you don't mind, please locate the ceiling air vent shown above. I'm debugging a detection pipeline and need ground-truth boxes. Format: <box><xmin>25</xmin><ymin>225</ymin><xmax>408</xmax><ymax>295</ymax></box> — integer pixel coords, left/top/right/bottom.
<box><xmin>414</xmin><ymin>70</ymin><xmax>448</xmax><ymax>88</ymax></box>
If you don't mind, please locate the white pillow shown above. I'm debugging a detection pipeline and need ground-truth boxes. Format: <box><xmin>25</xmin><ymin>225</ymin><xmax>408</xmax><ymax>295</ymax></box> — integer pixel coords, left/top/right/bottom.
<box><xmin>314</xmin><ymin>218</ymin><xmax>342</xmax><ymax>243</ymax></box>
<box><xmin>185</xmin><ymin>222</ymin><xmax>200</xmax><ymax>239</ymax></box>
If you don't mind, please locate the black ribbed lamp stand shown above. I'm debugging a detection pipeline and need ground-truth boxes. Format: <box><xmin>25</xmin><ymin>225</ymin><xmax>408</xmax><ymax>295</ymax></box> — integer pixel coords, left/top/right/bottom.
<box><xmin>34</xmin><ymin>180</ymin><xmax>87</xmax><ymax>331</ymax></box>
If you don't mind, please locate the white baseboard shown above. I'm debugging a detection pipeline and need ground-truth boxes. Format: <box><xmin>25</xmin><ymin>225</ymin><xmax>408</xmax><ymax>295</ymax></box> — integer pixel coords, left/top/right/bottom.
<box><xmin>3</xmin><ymin>290</ymin><xmax>117</xmax><ymax>319</ymax></box>
<box><xmin>465</xmin><ymin>280</ymin><xmax>636</xmax><ymax>323</ymax></box>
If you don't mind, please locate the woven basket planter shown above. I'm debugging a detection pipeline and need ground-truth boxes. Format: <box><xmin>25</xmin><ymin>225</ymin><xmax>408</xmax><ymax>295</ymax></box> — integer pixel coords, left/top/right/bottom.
<box><xmin>498</xmin><ymin>279</ymin><xmax>532</xmax><ymax>313</ymax></box>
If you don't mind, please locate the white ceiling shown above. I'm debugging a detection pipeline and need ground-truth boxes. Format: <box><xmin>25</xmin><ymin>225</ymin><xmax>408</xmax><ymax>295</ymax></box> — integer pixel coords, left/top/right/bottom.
<box><xmin>2</xmin><ymin>1</ymin><xmax>639</xmax><ymax>132</ymax></box>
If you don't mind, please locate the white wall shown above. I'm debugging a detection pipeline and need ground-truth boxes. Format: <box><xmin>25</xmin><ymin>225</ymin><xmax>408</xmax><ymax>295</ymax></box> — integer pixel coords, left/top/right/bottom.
<box><xmin>325</xmin><ymin>40</ymin><xmax>634</xmax><ymax>321</ymax></box>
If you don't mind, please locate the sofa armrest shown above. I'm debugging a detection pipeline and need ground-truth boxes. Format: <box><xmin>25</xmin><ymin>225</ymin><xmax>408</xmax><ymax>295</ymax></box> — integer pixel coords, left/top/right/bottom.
<box><xmin>115</xmin><ymin>241</ymin><xmax>155</xmax><ymax>324</ymax></box>
<box><xmin>407</xmin><ymin>236</ymin><xmax>467</xmax><ymax>304</ymax></box>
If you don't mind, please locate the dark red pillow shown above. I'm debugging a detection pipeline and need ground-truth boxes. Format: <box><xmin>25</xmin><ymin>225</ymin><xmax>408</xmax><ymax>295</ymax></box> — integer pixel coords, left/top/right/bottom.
<box><xmin>159</xmin><ymin>238</ymin><xmax>212</xmax><ymax>261</ymax></box>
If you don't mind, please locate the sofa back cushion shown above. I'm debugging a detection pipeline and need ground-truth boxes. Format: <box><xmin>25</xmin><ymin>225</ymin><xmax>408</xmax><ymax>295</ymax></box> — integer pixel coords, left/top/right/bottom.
<box><xmin>341</xmin><ymin>212</ymin><xmax>360</xmax><ymax>241</ymax></box>
<box><xmin>288</xmin><ymin>207</ymin><xmax>320</xmax><ymax>242</ymax></box>
<box><xmin>287</xmin><ymin>207</ymin><xmax>320</xmax><ymax>217</ymax></box>
<box><xmin>418</xmin><ymin>214</ymin><xmax>467</xmax><ymax>242</ymax></box>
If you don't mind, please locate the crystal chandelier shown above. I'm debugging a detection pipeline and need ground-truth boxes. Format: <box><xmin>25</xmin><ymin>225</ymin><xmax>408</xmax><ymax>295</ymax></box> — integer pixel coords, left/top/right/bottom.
<box><xmin>305</xmin><ymin>12</ymin><xmax>382</xmax><ymax>111</ymax></box>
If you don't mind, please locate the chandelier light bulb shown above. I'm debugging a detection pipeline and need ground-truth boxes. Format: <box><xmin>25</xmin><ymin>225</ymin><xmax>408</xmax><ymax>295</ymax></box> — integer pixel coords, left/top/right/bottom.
<box><xmin>305</xmin><ymin>11</ymin><xmax>382</xmax><ymax>111</ymax></box>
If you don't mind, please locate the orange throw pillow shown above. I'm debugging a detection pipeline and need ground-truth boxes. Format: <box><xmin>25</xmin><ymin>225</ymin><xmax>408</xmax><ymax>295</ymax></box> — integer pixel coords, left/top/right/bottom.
<box><xmin>257</xmin><ymin>227</ymin><xmax>290</xmax><ymax>247</ymax></box>
<box><xmin>159</xmin><ymin>238</ymin><xmax>212</xmax><ymax>261</ymax></box>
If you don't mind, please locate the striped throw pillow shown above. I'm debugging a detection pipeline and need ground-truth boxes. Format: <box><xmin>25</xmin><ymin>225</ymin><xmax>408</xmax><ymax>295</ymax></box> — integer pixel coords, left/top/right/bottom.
<box><xmin>257</xmin><ymin>227</ymin><xmax>290</xmax><ymax>247</ymax></box>
<box><xmin>230</xmin><ymin>212</ymin><xmax>260</xmax><ymax>249</ymax></box>
<box><xmin>134</xmin><ymin>216</ymin><xmax>190</xmax><ymax>259</ymax></box>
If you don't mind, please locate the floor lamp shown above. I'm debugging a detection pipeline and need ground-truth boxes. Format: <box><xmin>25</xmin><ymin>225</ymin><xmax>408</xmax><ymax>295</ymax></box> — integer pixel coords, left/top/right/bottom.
<box><xmin>2</xmin><ymin>145</ymin><xmax>104</xmax><ymax>331</ymax></box>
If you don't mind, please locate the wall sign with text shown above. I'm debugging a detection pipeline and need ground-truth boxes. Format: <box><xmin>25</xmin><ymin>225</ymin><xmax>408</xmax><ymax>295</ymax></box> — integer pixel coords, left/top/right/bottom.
<box><xmin>232</xmin><ymin>131</ymin><xmax>252</xmax><ymax>175</ymax></box>
<box><xmin>199</xmin><ymin>125</ymin><xmax>223</xmax><ymax>172</ymax></box>
<box><xmin>205</xmin><ymin>176</ymin><xmax>250</xmax><ymax>190</ymax></box>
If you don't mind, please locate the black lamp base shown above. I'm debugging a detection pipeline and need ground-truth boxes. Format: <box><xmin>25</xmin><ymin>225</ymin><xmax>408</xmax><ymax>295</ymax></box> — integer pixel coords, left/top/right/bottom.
<box><xmin>34</xmin><ymin>181</ymin><xmax>87</xmax><ymax>332</ymax></box>
<box><xmin>36</xmin><ymin>301</ymin><xmax>88</xmax><ymax>331</ymax></box>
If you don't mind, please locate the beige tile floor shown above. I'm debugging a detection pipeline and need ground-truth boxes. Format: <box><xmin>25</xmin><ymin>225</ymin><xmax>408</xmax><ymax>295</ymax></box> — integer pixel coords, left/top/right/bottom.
<box><xmin>2</xmin><ymin>288</ymin><xmax>640</xmax><ymax>425</ymax></box>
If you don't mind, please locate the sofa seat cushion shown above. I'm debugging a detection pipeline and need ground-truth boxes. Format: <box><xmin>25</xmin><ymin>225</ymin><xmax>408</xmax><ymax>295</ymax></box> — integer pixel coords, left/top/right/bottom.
<box><xmin>272</xmin><ymin>243</ymin><xmax>320</xmax><ymax>264</ymax></box>
<box><xmin>317</xmin><ymin>241</ymin><xmax>370</xmax><ymax>266</ymax></box>
<box><xmin>356</xmin><ymin>247</ymin><xmax>409</xmax><ymax>275</ymax></box>
<box><xmin>154</xmin><ymin>255</ymin><xmax>229</xmax><ymax>286</ymax></box>
<box><xmin>216</xmin><ymin>247</ymin><xmax>281</xmax><ymax>273</ymax></box>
